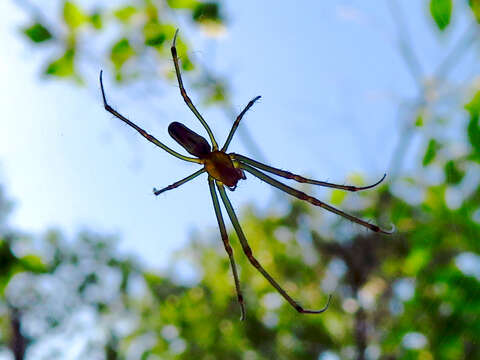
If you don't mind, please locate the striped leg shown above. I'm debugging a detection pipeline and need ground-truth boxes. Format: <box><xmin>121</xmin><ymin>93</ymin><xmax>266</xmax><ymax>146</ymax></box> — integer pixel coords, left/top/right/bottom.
<box><xmin>239</xmin><ymin>162</ymin><xmax>394</xmax><ymax>235</ymax></box>
<box><xmin>171</xmin><ymin>30</ymin><xmax>218</xmax><ymax>149</ymax></box>
<box><xmin>216</xmin><ymin>182</ymin><xmax>331</xmax><ymax>314</ymax></box>
<box><xmin>232</xmin><ymin>153</ymin><xmax>386</xmax><ymax>191</ymax></box>
<box><xmin>99</xmin><ymin>71</ymin><xmax>201</xmax><ymax>164</ymax></box>
<box><xmin>222</xmin><ymin>96</ymin><xmax>261</xmax><ymax>152</ymax></box>
<box><xmin>208</xmin><ymin>177</ymin><xmax>246</xmax><ymax>320</ymax></box>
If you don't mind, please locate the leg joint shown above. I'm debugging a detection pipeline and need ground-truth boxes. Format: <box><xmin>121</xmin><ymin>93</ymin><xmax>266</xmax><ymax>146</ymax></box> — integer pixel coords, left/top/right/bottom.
<box><xmin>243</xmin><ymin>246</ymin><xmax>252</xmax><ymax>257</ymax></box>
<box><xmin>223</xmin><ymin>242</ymin><xmax>233</xmax><ymax>255</ymax></box>
<box><xmin>247</xmin><ymin>255</ymin><xmax>259</xmax><ymax>268</ymax></box>
<box><xmin>294</xmin><ymin>303</ymin><xmax>304</xmax><ymax>313</ymax></box>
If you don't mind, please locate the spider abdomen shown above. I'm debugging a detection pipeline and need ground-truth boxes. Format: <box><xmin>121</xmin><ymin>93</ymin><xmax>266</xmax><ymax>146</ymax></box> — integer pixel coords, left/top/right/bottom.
<box><xmin>204</xmin><ymin>151</ymin><xmax>245</xmax><ymax>188</ymax></box>
<box><xmin>168</xmin><ymin>122</ymin><xmax>211</xmax><ymax>158</ymax></box>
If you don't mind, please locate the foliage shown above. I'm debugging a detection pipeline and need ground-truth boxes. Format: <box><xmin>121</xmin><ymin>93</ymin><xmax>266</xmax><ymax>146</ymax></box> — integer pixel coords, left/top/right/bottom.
<box><xmin>422</xmin><ymin>138</ymin><xmax>439</xmax><ymax>167</ymax></box>
<box><xmin>22</xmin><ymin>23</ymin><xmax>52</xmax><ymax>43</ymax></box>
<box><xmin>469</xmin><ymin>0</ymin><xmax>480</xmax><ymax>23</ymax></box>
<box><xmin>16</xmin><ymin>0</ymin><xmax>264</xmax><ymax>158</ymax></box>
<box><xmin>430</xmin><ymin>0</ymin><xmax>452</xmax><ymax>30</ymax></box>
<box><xmin>18</xmin><ymin>0</ymin><xmax>225</xmax><ymax>84</ymax></box>
<box><xmin>45</xmin><ymin>48</ymin><xmax>76</xmax><ymax>78</ymax></box>
<box><xmin>466</xmin><ymin>90</ymin><xmax>480</xmax><ymax>160</ymax></box>
<box><xmin>1</xmin><ymin>140</ymin><xmax>479</xmax><ymax>358</ymax></box>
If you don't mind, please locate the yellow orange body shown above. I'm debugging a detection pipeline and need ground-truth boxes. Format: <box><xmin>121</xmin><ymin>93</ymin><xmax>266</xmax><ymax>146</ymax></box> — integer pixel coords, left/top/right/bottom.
<box><xmin>204</xmin><ymin>151</ymin><xmax>245</xmax><ymax>188</ymax></box>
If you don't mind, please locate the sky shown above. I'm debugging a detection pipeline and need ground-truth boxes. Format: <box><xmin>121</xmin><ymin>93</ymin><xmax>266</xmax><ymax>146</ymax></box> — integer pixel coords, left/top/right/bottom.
<box><xmin>0</xmin><ymin>0</ymin><xmax>477</xmax><ymax>271</ymax></box>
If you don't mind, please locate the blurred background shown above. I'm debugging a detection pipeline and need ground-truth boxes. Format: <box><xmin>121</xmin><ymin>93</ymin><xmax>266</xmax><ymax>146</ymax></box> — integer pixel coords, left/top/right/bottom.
<box><xmin>0</xmin><ymin>0</ymin><xmax>479</xmax><ymax>359</ymax></box>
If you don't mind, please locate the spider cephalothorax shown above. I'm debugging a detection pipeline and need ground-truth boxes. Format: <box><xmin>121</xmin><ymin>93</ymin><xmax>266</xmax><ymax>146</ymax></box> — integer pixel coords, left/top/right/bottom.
<box><xmin>203</xmin><ymin>151</ymin><xmax>246</xmax><ymax>190</ymax></box>
<box><xmin>100</xmin><ymin>29</ymin><xmax>393</xmax><ymax>320</ymax></box>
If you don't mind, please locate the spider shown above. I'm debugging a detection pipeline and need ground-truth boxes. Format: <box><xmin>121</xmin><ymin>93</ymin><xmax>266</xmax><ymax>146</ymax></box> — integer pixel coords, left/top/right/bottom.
<box><xmin>99</xmin><ymin>30</ymin><xmax>392</xmax><ymax>320</ymax></box>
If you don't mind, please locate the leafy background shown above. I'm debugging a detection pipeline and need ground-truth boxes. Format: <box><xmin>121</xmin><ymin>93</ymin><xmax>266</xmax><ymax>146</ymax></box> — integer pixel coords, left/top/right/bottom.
<box><xmin>1</xmin><ymin>0</ymin><xmax>480</xmax><ymax>359</ymax></box>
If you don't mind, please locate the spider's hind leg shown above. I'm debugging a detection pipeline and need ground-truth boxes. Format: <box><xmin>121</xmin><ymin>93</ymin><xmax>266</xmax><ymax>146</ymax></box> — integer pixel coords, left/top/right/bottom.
<box><xmin>239</xmin><ymin>162</ymin><xmax>394</xmax><ymax>235</ymax></box>
<box><xmin>208</xmin><ymin>177</ymin><xmax>246</xmax><ymax>320</ymax></box>
<box><xmin>216</xmin><ymin>182</ymin><xmax>332</xmax><ymax>314</ymax></box>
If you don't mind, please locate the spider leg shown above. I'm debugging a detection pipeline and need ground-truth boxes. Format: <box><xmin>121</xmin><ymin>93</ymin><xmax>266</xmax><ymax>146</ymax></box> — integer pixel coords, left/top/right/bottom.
<box><xmin>232</xmin><ymin>154</ymin><xmax>386</xmax><ymax>191</ymax></box>
<box><xmin>216</xmin><ymin>182</ymin><xmax>331</xmax><ymax>314</ymax></box>
<box><xmin>239</xmin><ymin>162</ymin><xmax>394</xmax><ymax>234</ymax></box>
<box><xmin>208</xmin><ymin>177</ymin><xmax>246</xmax><ymax>320</ymax></box>
<box><xmin>153</xmin><ymin>169</ymin><xmax>205</xmax><ymax>195</ymax></box>
<box><xmin>99</xmin><ymin>71</ymin><xmax>201</xmax><ymax>164</ymax></box>
<box><xmin>171</xmin><ymin>30</ymin><xmax>218</xmax><ymax>150</ymax></box>
<box><xmin>221</xmin><ymin>96</ymin><xmax>262</xmax><ymax>152</ymax></box>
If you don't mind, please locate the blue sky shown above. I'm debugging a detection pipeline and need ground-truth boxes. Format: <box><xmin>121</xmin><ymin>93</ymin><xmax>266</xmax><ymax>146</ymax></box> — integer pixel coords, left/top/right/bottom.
<box><xmin>0</xmin><ymin>0</ymin><xmax>477</xmax><ymax>270</ymax></box>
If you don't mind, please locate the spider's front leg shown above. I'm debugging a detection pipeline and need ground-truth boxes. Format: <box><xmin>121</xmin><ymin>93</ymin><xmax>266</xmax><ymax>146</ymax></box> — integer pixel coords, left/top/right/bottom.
<box><xmin>99</xmin><ymin>71</ymin><xmax>201</xmax><ymax>164</ymax></box>
<box><xmin>153</xmin><ymin>169</ymin><xmax>205</xmax><ymax>196</ymax></box>
<box><xmin>171</xmin><ymin>30</ymin><xmax>218</xmax><ymax>149</ymax></box>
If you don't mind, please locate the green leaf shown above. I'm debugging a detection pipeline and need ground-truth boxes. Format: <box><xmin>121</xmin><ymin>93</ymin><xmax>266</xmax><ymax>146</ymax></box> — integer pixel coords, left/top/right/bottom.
<box><xmin>0</xmin><ymin>239</ymin><xmax>17</xmax><ymax>274</ymax></box>
<box><xmin>422</xmin><ymin>138</ymin><xmax>439</xmax><ymax>166</ymax></box>
<box><xmin>90</xmin><ymin>12</ymin><xmax>103</xmax><ymax>30</ymax></box>
<box><xmin>330</xmin><ymin>189</ymin><xmax>347</xmax><ymax>205</ymax></box>
<box><xmin>114</xmin><ymin>6</ymin><xmax>137</xmax><ymax>23</ymax></box>
<box><xmin>19</xmin><ymin>255</ymin><xmax>48</xmax><ymax>273</ymax></box>
<box><xmin>467</xmin><ymin>115</ymin><xmax>480</xmax><ymax>156</ymax></box>
<box><xmin>167</xmin><ymin>0</ymin><xmax>199</xmax><ymax>9</ymax></box>
<box><xmin>45</xmin><ymin>49</ymin><xmax>75</xmax><ymax>77</ymax></box>
<box><xmin>143</xmin><ymin>21</ymin><xmax>168</xmax><ymax>47</ymax></box>
<box><xmin>415</xmin><ymin>113</ymin><xmax>424</xmax><ymax>127</ymax></box>
<box><xmin>204</xmin><ymin>81</ymin><xmax>227</xmax><ymax>104</ymax></box>
<box><xmin>404</xmin><ymin>247</ymin><xmax>431</xmax><ymax>275</ymax></box>
<box><xmin>444</xmin><ymin>160</ymin><xmax>464</xmax><ymax>185</ymax></box>
<box><xmin>430</xmin><ymin>0</ymin><xmax>452</xmax><ymax>30</ymax></box>
<box><xmin>193</xmin><ymin>2</ymin><xmax>221</xmax><ymax>23</ymax></box>
<box><xmin>465</xmin><ymin>90</ymin><xmax>480</xmax><ymax>118</ymax></box>
<box><xmin>466</xmin><ymin>91</ymin><xmax>480</xmax><ymax>156</ymax></box>
<box><xmin>145</xmin><ymin>3</ymin><xmax>159</xmax><ymax>21</ymax></box>
<box><xmin>23</xmin><ymin>23</ymin><xmax>52</xmax><ymax>43</ymax></box>
<box><xmin>63</xmin><ymin>1</ymin><xmax>88</xmax><ymax>29</ymax></box>
<box><xmin>469</xmin><ymin>0</ymin><xmax>480</xmax><ymax>23</ymax></box>
<box><xmin>110</xmin><ymin>38</ymin><xmax>135</xmax><ymax>69</ymax></box>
